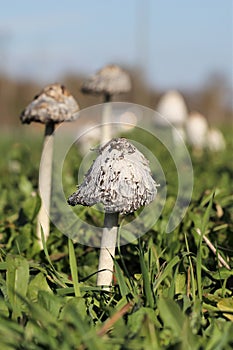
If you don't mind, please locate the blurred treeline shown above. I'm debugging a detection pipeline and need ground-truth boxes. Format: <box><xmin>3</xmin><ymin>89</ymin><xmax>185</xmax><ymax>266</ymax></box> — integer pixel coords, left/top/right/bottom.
<box><xmin>0</xmin><ymin>68</ymin><xmax>232</xmax><ymax>128</ymax></box>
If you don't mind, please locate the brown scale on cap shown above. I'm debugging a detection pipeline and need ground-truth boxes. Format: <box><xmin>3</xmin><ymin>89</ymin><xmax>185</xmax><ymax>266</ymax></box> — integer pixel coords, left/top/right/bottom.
<box><xmin>68</xmin><ymin>138</ymin><xmax>158</xmax><ymax>214</ymax></box>
<box><xmin>20</xmin><ymin>83</ymin><xmax>79</xmax><ymax>124</ymax></box>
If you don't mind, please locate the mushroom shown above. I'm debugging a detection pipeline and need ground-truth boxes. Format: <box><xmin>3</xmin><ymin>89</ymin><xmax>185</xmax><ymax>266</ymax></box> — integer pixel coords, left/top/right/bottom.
<box><xmin>207</xmin><ymin>128</ymin><xmax>226</xmax><ymax>152</ymax></box>
<box><xmin>81</xmin><ymin>64</ymin><xmax>131</xmax><ymax>144</ymax></box>
<box><xmin>155</xmin><ymin>90</ymin><xmax>188</xmax><ymax>144</ymax></box>
<box><xmin>185</xmin><ymin>111</ymin><xmax>209</xmax><ymax>155</ymax></box>
<box><xmin>20</xmin><ymin>83</ymin><xmax>80</xmax><ymax>245</ymax></box>
<box><xmin>68</xmin><ymin>138</ymin><xmax>158</xmax><ymax>288</ymax></box>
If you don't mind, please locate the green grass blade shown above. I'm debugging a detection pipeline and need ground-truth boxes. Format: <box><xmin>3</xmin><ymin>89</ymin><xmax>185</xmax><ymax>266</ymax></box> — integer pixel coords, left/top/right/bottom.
<box><xmin>201</xmin><ymin>192</ymin><xmax>214</xmax><ymax>235</ymax></box>
<box><xmin>40</xmin><ymin>223</ymin><xmax>55</xmax><ymax>269</ymax></box>
<box><xmin>197</xmin><ymin>193</ymin><xmax>214</xmax><ymax>300</ymax></box>
<box><xmin>68</xmin><ymin>238</ymin><xmax>81</xmax><ymax>297</ymax></box>
<box><xmin>184</xmin><ymin>233</ymin><xmax>196</xmax><ymax>300</ymax></box>
<box><xmin>154</xmin><ymin>255</ymin><xmax>180</xmax><ymax>292</ymax></box>
<box><xmin>196</xmin><ymin>246</ymin><xmax>202</xmax><ymax>301</ymax></box>
<box><xmin>139</xmin><ymin>245</ymin><xmax>154</xmax><ymax>308</ymax></box>
<box><xmin>114</xmin><ymin>259</ymin><xmax>131</xmax><ymax>297</ymax></box>
<box><xmin>40</xmin><ymin>224</ymin><xmax>67</xmax><ymax>288</ymax></box>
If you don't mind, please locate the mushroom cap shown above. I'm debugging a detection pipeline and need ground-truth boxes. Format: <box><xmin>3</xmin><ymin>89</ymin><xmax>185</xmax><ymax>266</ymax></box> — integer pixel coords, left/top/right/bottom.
<box><xmin>156</xmin><ymin>90</ymin><xmax>188</xmax><ymax>126</ymax></box>
<box><xmin>68</xmin><ymin>138</ymin><xmax>158</xmax><ymax>214</ymax></box>
<box><xmin>20</xmin><ymin>83</ymin><xmax>80</xmax><ymax>124</ymax></box>
<box><xmin>207</xmin><ymin>128</ymin><xmax>226</xmax><ymax>152</ymax></box>
<box><xmin>81</xmin><ymin>64</ymin><xmax>131</xmax><ymax>96</ymax></box>
<box><xmin>185</xmin><ymin>111</ymin><xmax>209</xmax><ymax>149</ymax></box>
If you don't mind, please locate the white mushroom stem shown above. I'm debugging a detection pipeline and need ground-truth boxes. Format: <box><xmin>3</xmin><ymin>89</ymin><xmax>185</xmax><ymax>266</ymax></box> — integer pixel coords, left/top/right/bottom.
<box><xmin>97</xmin><ymin>212</ymin><xmax>119</xmax><ymax>288</ymax></box>
<box><xmin>101</xmin><ymin>94</ymin><xmax>112</xmax><ymax>145</ymax></box>
<box><xmin>101</xmin><ymin>103</ymin><xmax>112</xmax><ymax>144</ymax></box>
<box><xmin>36</xmin><ymin>122</ymin><xmax>55</xmax><ymax>246</ymax></box>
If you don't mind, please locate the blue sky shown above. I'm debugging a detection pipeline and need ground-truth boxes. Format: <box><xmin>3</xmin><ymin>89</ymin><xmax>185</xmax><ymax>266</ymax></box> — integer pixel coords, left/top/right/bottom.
<box><xmin>0</xmin><ymin>0</ymin><xmax>232</xmax><ymax>90</ymax></box>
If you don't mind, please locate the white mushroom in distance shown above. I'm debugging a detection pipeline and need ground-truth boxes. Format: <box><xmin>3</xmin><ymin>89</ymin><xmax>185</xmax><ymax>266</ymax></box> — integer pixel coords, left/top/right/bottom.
<box><xmin>81</xmin><ymin>64</ymin><xmax>131</xmax><ymax>144</ymax></box>
<box><xmin>156</xmin><ymin>90</ymin><xmax>188</xmax><ymax>144</ymax></box>
<box><xmin>185</xmin><ymin>111</ymin><xmax>209</xmax><ymax>155</ymax></box>
<box><xmin>20</xmin><ymin>83</ymin><xmax>80</xmax><ymax>245</ymax></box>
<box><xmin>207</xmin><ymin>128</ymin><xmax>226</xmax><ymax>152</ymax></box>
<box><xmin>68</xmin><ymin>138</ymin><xmax>158</xmax><ymax>288</ymax></box>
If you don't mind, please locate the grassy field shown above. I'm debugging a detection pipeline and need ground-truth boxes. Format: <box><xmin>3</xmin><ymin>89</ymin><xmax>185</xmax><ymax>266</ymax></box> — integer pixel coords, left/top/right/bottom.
<box><xmin>0</xmin><ymin>126</ymin><xmax>233</xmax><ymax>350</ymax></box>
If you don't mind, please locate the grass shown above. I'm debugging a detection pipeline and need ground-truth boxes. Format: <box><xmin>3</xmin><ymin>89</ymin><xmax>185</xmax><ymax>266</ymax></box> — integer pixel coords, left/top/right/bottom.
<box><xmin>0</xmin><ymin>126</ymin><xmax>233</xmax><ymax>349</ymax></box>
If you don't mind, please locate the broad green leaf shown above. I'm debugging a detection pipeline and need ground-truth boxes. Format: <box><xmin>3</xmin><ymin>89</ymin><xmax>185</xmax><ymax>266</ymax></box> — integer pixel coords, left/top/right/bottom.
<box><xmin>175</xmin><ymin>273</ymin><xmax>186</xmax><ymax>295</ymax></box>
<box><xmin>59</xmin><ymin>297</ymin><xmax>87</xmax><ymax>323</ymax></box>
<box><xmin>0</xmin><ymin>297</ymin><xmax>9</xmax><ymax>317</ymax></box>
<box><xmin>157</xmin><ymin>297</ymin><xmax>185</xmax><ymax>335</ymax></box>
<box><xmin>205</xmin><ymin>322</ymin><xmax>233</xmax><ymax>350</ymax></box>
<box><xmin>0</xmin><ymin>315</ymin><xmax>24</xmax><ymax>350</ymax></box>
<box><xmin>27</xmin><ymin>272</ymin><xmax>52</xmax><ymax>302</ymax></box>
<box><xmin>24</xmin><ymin>320</ymin><xmax>58</xmax><ymax>348</ymax></box>
<box><xmin>6</xmin><ymin>254</ymin><xmax>29</xmax><ymax>319</ymax></box>
<box><xmin>18</xmin><ymin>175</ymin><xmax>33</xmax><ymax>196</ymax></box>
<box><xmin>158</xmin><ymin>297</ymin><xmax>200</xmax><ymax>350</ymax></box>
<box><xmin>181</xmin><ymin>318</ymin><xmax>200</xmax><ymax>350</ymax></box>
<box><xmin>217</xmin><ymin>298</ymin><xmax>233</xmax><ymax>322</ymax></box>
<box><xmin>15</xmin><ymin>224</ymin><xmax>32</xmax><ymax>252</ymax></box>
<box><xmin>211</xmin><ymin>269</ymin><xmax>233</xmax><ymax>280</ymax></box>
<box><xmin>128</xmin><ymin>307</ymin><xmax>159</xmax><ymax>334</ymax></box>
<box><xmin>21</xmin><ymin>194</ymin><xmax>41</xmax><ymax>222</ymax></box>
<box><xmin>59</xmin><ymin>300</ymin><xmax>104</xmax><ymax>350</ymax></box>
<box><xmin>37</xmin><ymin>291</ymin><xmax>64</xmax><ymax>319</ymax></box>
<box><xmin>127</xmin><ymin>307</ymin><xmax>161</xmax><ymax>349</ymax></box>
<box><xmin>0</xmin><ymin>262</ymin><xmax>7</xmax><ymax>270</ymax></box>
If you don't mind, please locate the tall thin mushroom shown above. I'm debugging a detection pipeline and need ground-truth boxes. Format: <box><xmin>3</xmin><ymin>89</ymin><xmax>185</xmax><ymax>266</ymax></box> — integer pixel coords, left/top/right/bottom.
<box><xmin>20</xmin><ymin>83</ymin><xmax>80</xmax><ymax>245</ymax></box>
<box><xmin>81</xmin><ymin>64</ymin><xmax>131</xmax><ymax>144</ymax></box>
<box><xmin>68</xmin><ymin>138</ymin><xmax>158</xmax><ymax>288</ymax></box>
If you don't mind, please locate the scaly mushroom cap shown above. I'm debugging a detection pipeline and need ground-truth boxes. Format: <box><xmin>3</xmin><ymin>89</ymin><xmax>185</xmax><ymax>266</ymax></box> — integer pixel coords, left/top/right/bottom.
<box><xmin>20</xmin><ymin>83</ymin><xmax>79</xmax><ymax>124</ymax></box>
<box><xmin>156</xmin><ymin>90</ymin><xmax>188</xmax><ymax>126</ymax></box>
<box><xmin>81</xmin><ymin>64</ymin><xmax>131</xmax><ymax>96</ymax></box>
<box><xmin>68</xmin><ymin>138</ymin><xmax>158</xmax><ymax>214</ymax></box>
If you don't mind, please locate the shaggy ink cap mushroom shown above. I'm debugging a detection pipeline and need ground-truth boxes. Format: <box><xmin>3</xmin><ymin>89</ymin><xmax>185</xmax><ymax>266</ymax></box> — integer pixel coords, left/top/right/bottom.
<box><xmin>185</xmin><ymin>111</ymin><xmax>209</xmax><ymax>150</ymax></box>
<box><xmin>19</xmin><ymin>83</ymin><xmax>79</xmax><ymax>247</ymax></box>
<box><xmin>20</xmin><ymin>83</ymin><xmax>79</xmax><ymax>124</ymax></box>
<box><xmin>81</xmin><ymin>64</ymin><xmax>131</xmax><ymax>99</ymax></box>
<box><xmin>68</xmin><ymin>138</ymin><xmax>158</xmax><ymax>214</ymax></box>
<box><xmin>156</xmin><ymin>90</ymin><xmax>188</xmax><ymax>126</ymax></box>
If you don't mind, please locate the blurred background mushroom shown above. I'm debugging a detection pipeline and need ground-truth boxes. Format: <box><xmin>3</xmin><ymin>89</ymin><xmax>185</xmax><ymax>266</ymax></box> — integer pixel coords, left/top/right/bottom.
<box><xmin>81</xmin><ymin>64</ymin><xmax>132</xmax><ymax>144</ymax></box>
<box><xmin>155</xmin><ymin>90</ymin><xmax>188</xmax><ymax>145</ymax></box>
<box><xmin>20</xmin><ymin>83</ymin><xmax>80</xmax><ymax>246</ymax></box>
<box><xmin>68</xmin><ymin>137</ymin><xmax>158</xmax><ymax>288</ymax></box>
<box><xmin>185</xmin><ymin>111</ymin><xmax>209</xmax><ymax>156</ymax></box>
<box><xmin>206</xmin><ymin>127</ymin><xmax>226</xmax><ymax>152</ymax></box>
<box><xmin>76</xmin><ymin>122</ymin><xmax>101</xmax><ymax>156</ymax></box>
